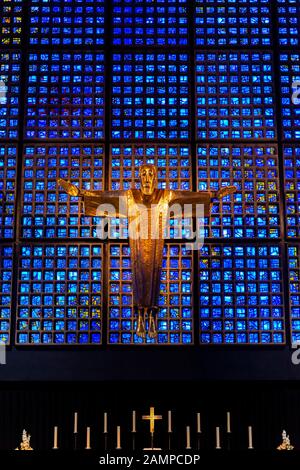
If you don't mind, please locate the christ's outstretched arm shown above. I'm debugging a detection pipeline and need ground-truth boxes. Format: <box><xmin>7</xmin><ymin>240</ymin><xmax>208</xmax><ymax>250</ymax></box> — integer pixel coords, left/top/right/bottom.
<box><xmin>170</xmin><ymin>186</ymin><xmax>237</xmax><ymax>216</ymax></box>
<box><xmin>58</xmin><ymin>179</ymin><xmax>128</xmax><ymax>217</ymax></box>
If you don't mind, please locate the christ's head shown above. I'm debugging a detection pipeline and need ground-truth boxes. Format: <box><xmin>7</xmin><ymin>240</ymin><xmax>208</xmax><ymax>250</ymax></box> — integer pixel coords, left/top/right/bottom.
<box><xmin>139</xmin><ymin>164</ymin><xmax>157</xmax><ymax>196</ymax></box>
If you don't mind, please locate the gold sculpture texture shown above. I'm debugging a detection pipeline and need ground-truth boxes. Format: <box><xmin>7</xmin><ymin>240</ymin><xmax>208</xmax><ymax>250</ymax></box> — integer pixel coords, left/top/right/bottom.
<box><xmin>58</xmin><ymin>164</ymin><xmax>236</xmax><ymax>339</ymax></box>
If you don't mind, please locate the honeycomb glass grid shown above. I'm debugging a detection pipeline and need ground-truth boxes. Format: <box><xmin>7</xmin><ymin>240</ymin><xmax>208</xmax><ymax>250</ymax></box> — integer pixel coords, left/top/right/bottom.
<box><xmin>288</xmin><ymin>244</ymin><xmax>300</xmax><ymax>342</ymax></box>
<box><xmin>195</xmin><ymin>0</ymin><xmax>271</xmax><ymax>47</ymax></box>
<box><xmin>112</xmin><ymin>0</ymin><xmax>188</xmax><ymax>46</ymax></box>
<box><xmin>111</xmin><ymin>52</ymin><xmax>189</xmax><ymax>139</ymax></box>
<box><xmin>0</xmin><ymin>245</ymin><xmax>13</xmax><ymax>345</ymax></box>
<box><xmin>277</xmin><ymin>0</ymin><xmax>300</xmax><ymax>47</ymax></box>
<box><xmin>284</xmin><ymin>145</ymin><xmax>300</xmax><ymax>238</ymax></box>
<box><xmin>195</xmin><ymin>51</ymin><xmax>276</xmax><ymax>140</ymax></box>
<box><xmin>29</xmin><ymin>0</ymin><xmax>105</xmax><ymax>46</ymax></box>
<box><xmin>199</xmin><ymin>244</ymin><xmax>285</xmax><ymax>344</ymax></box>
<box><xmin>0</xmin><ymin>145</ymin><xmax>17</xmax><ymax>239</ymax></box>
<box><xmin>21</xmin><ymin>144</ymin><xmax>104</xmax><ymax>239</ymax></box>
<box><xmin>25</xmin><ymin>51</ymin><xmax>105</xmax><ymax>139</ymax></box>
<box><xmin>197</xmin><ymin>144</ymin><xmax>281</xmax><ymax>239</ymax></box>
<box><xmin>0</xmin><ymin>51</ymin><xmax>21</xmax><ymax>139</ymax></box>
<box><xmin>279</xmin><ymin>52</ymin><xmax>300</xmax><ymax>140</ymax></box>
<box><xmin>0</xmin><ymin>0</ymin><xmax>23</xmax><ymax>46</ymax></box>
<box><xmin>108</xmin><ymin>243</ymin><xmax>193</xmax><ymax>344</ymax></box>
<box><xmin>16</xmin><ymin>244</ymin><xmax>103</xmax><ymax>345</ymax></box>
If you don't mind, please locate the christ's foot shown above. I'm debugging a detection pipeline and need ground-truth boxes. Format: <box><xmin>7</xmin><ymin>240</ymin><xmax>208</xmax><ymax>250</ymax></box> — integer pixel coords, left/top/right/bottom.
<box><xmin>136</xmin><ymin>315</ymin><xmax>146</xmax><ymax>338</ymax></box>
<box><xmin>148</xmin><ymin>314</ymin><xmax>157</xmax><ymax>339</ymax></box>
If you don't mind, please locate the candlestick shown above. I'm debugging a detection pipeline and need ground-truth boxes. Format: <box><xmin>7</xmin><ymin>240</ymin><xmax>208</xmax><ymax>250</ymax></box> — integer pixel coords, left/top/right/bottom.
<box><xmin>216</xmin><ymin>427</ymin><xmax>221</xmax><ymax>449</ymax></box>
<box><xmin>226</xmin><ymin>411</ymin><xmax>231</xmax><ymax>434</ymax></box>
<box><xmin>85</xmin><ymin>427</ymin><xmax>91</xmax><ymax>450</ymax></box>
<box><xmin>197</xmin><ymin>413</ymin><xmax>201</xmax><ymax>434</ymax></box>
<box><xmin>116</xmin><ymin>426</ymin><xmax>121</xmax><ymax>450</ymax></box>
<box><xmin>186</xmin><ymin>426</ymin><xmax>191</xmax><ymax>450</ymax></box>
<box><xmin>132</xmin><ymin>411</ymin><xmax>136</xmax><ymax>433</ymax></box>
<box><xmin>53</xmin><ymin>426</ymin><xmax>58</xmax><ymax>450</ymax></box>
<box><xmin>74</xmin><ymin>412</ymin><xmax>78</xmax><ymax>434</ymax></box>
<box><xmin>248</xmin><ymin>426</ymin><xmax>253</xmax><ymax>450</ymax></box>
<box><xmin>168</xmin><ymin>411</ymin><xmax>172</xmax><ymax>433</ymax></box>
<box><xmin>104</xmin><ymin>412</ymin><xmax>108</xmax><ymax>434</ymax></box>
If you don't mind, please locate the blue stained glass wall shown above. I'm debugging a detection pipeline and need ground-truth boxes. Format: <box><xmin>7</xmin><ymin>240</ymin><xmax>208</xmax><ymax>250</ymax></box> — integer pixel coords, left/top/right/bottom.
<box><xmin>0</xmin><ymin>0</ymin><xmax>23</xmax><ymax>46</ymax></box>
<box><xmin>0</xmin><ymin>245</ymin><xmax>13</xmax><ymax>344</ymax></box>
<box><xmin>25</xmin><ymin>51</ymin><xmax>105</xmax><ymax>139</ymax></box>
<box><xmin>277</xmin><ymin>0</ymin><xmax>300</xmax><ymax>47</ymax></box>
<box><xmin>195</xmin><ymin>0</ymin><xmax>272</xmax><ymax>46</ymax></box>
<box><xmin>195</xmin><ymin>51</ymin><xmax>276</xmax><ymax>140</ymax></box>
<box><xmin>16</xmin><ymin>244</ymin><xmax>103</xmax><ymax>345</ymax></box>
<box><xmin>288</xmin><ymin>244</ymin><xmax>300</xmax><ymax>342</ymax></box>
<box><xmin>0</xmin><ymin>51</ymin><xmax>21</xmax><ymax>139</ymax></box>
<box><xmin>112</xmin><ymin>0</ymin><xmax>188</xmax><ymax>46</ymax></box>
<box><xmin>284</xmin><ymin>145</ymin><xmax>300</xmax><ymax>238</ymax></box>
<box><xmin>280</xmin><ymin>52</ymin><xmax>300</xmax><ymax>140</ymax></box>
<box><xmin>21</xmin><ymin>144</ymin><xmax>104</xmax><ymax>239</ymax></box>
<box><xmin>29</xmin><ymin>0</ymin><xmax>105</xmax><ymax>46</ymax></box>
<box><xmin>0</xmin><ymin>0</ymin><xmax>298</xmax><ymax>347</ymax></box>
<box><xmin>199</xmin><ymin>244</ymin><xmax>285</xmax><ymax>345</ymax></box>
<box><xmin>111</xmin><ymin>52</ymin><xmax>190</xmax><ymax>139</ymax></box>
<box><xmin>197</xmin><ymin>144</ymin><xmax>281</xmax><ymax>239</ymax></box>
<box><xmin>110</xmin><ymin>144</ymin><xmax>191</xmax><ymax>191</ymax></box>
<box><xmin>108</xmin><ymin>243</ymin><xmax>193</xmax><ymax>344</ymax></box>
<box><xmin>0</xmin><ymin>144</ymin><xmax>17</xmax><ymax>239</ymax></box>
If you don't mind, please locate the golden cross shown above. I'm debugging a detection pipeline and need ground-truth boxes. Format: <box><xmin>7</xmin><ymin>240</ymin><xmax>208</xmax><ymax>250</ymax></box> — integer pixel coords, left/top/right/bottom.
<box><xmin>142</xmin><ymin>407</ymin><xmax>162</xmax><ymax>435</ymax></box>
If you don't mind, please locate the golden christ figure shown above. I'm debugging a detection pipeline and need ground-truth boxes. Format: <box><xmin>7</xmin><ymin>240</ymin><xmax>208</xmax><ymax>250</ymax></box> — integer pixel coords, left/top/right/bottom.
<box><xmin>59</xmin><ymin>164</ymin><xmax>236</xmax><ymax>339</ymax></box>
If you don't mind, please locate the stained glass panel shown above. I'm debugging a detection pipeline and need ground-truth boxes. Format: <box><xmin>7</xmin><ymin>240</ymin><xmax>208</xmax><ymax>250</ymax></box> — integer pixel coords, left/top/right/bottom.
<box><xmin>0</xmin><ymin>245</ymin><xmax>13</xmax><ymax>344</ymax></box>
<box><xmin>25</xmin><ymin>51</ymin><xmax>105</xmax><ymax>139</ymax></box>
<box><xmin>0</xmin><ymin>0</ymin><xmax>23</xmax><ymax>46</ymax></box>
<box><xmin>0</xmin><ymin>51</ymin><xmax>21</xmax><ymax>139</ymax></box>
<box><xmin>197</xmin><ymin>144</ymin><xmax>281</xmax><ymax>239</ymax></box>
<box><xmin>279</xmin><ymin>52</ymin><xmax>300</xmax><ymax>140</ymax></box>
<box><xmin>108</xmin><ymin>243</ymin><xmax>193</xmax><ymax>344</ymax></box>
<box><xmin>16</xmin><ymin>244</ymin><xmax>102</xmax><ymax>345</ymax></box>
<box><xmin>110</xmin><ymin>144</ymin><xmax>191</xmax><ymax>191</ymax></box>
<box><xmin>199</xmin><ymin>244</ymin><xmax>285</xmax><ymax>344</ymax></box>
<box><xmin>284</xmin><ymin>145</ymin><xmax>300</xmax><ymax>238</ymax></box>
<box><xmin>195</xmin><ymin>0</ymin><xmax>271</xmax><ymax>47</ymax></box>
<box><xmin>112</xmin><ymin>0</ymin><xmax>188</xmax><ymax>46</ymax></box>
<box><xmin>277</xmin><ymin>0</ymin><xmax>300</xmax><ymax>47</ymax></box>
<box><xmin>21</xmin><ymin>144</ymin><xmax>104</xmax><ymax>239</ymax></box>
<box><xmin>29</xmin><ymin>0</ymin><xmax>105</xmax><ymax>46</ymax></box>
<box><xmin>111</xmin><ymin>52</ymin><xmax>189</xmax><ymax>139</ymax></box>
<box><xmin>195</xmin><ymin>51</ymin><xmax>276</xmax><ymax>140</ymax></box>
<box><xmin>0</xmin><ymin>145</ymin><xmax>17</xmax><ymax>239</ymax></box>
<box><xmin>288</xmin><ymin>244</ymin><xmax>300</xmax><ymax>342</ymax></box>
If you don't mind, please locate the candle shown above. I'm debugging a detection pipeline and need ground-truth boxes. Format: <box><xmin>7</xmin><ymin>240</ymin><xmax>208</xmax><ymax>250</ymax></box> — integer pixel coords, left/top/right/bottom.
<box><xmin>104</xmin><ymin>412</ymin><xmax>108</xmax><ymax>433</ymax></box>
<box><xmin>197</xmin><ymin>413</ymin><xmax>201</xmax><ymax>433</ymax></box>
<box><xmin>74</xmin><ymin>412</ymin><xmax>78</xmax><ymax>434</ymax></box>
<box><xmin>116</xmin><ymin>426</ymin><xmax>121</xmax><ymax>449</ymax></box>
<box><xmin>248</xmin><ymin>426</ymin><xmax>253</xmax><ymax>449</ymax></box>
<box><xmin>168</xmin><ymin>411</ymin><xmax>172</xmax><ymax>433</ymax></box>
<box><xmin>53</xmin><ymin>426</ymin><xmax>58</xmax><ymax>450</ymax></box>
<box><xmin>186</xmin><ymin>426</ymin><xmax>191</xmax><ymax>449</ymax></box>
<box><xmin>132</xmin><ymin>411</ymin><xmax>136</xmax><ymax>433</ymax></box>
<box><xmin>86</xmin><ymin>427</ymin><xmax>91</xmax><ymax>450</ymax></box>
<box><xmin>226</xmin><ymin>411</ymin><xmax>231</xmax><ymax>433</ymax></box>
<box><xmin>216</xmin><ymin>427</ymin><xmax>221</xmax><ymax>449</ymax></box>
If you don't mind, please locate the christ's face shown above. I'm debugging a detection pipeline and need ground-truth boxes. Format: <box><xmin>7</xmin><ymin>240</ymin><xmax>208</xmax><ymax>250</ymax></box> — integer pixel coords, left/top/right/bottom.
<box><xmin>140</xmin><ymin>166</ymin><xmax>156</xmax><ymax>196</ymax></box>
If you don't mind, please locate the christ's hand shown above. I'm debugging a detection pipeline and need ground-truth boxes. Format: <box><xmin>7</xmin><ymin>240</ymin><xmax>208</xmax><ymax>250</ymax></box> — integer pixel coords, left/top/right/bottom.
<box><xmin>58</xmin><ymin>178</ymin><xmax>81</xmax><ymax>197</ymax></box>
